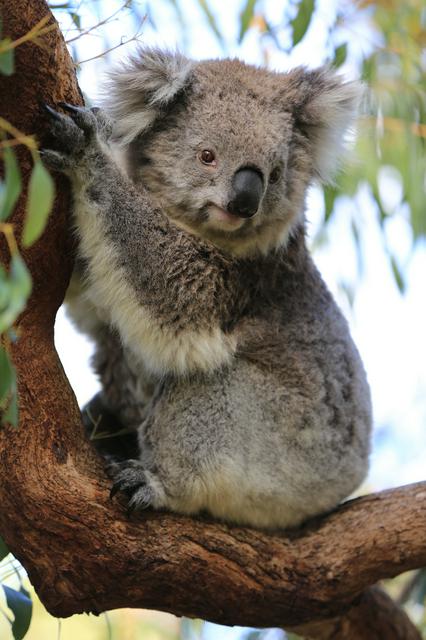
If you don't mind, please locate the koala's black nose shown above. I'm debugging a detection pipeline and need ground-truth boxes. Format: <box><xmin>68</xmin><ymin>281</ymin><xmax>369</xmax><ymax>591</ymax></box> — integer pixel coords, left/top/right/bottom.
<box><xmin>227</xmin><ymin>168</ymin><xmax>263</xmax><ymax>218</ymax></box>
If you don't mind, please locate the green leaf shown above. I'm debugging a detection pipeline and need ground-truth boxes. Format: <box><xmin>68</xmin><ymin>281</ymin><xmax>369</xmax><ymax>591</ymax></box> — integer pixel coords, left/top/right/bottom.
<box><xmin>323</xmin><ymin>185</ymin><xmax>338</xmax><ymax>222</ymax></box>
<box><xmin>0</xmin><ymin>344</ymin><xmax>18</xmax><ymax>428</ymax></box>
<box><xmin>0</xmin><ymin>147</ymin><xmax>22</xmax><ymax>221</ymax></box>
<box><xmin>3</xmin><ymin>586</ymin><xmax>32</xmax><ymax>640</ymax></box>
<box><xmin>351</xmin><ymin>219</ymin><xmax>364</xmax><ymax>276</ymax></box>
<box><xmin>0</xmin><ymin>39</ymin><xmax>14</xmax><ymax>76</ymax></box>
<box><xmin>10</xmin><ymin>253</ymin><xmax>32</xmax><ymax>301</ymax></box>
<box><xmin>22</xmin><ymin>160</ymin><xmax>54</xmax><ymax>247</ymax></box>
<box><xmin>0</xmin><ymin>534</ymin><xmax>9</xmax><ymax>560</ymax></box>
<box><xmin>3</xmin><ymin>389</ymin><xmax>18</xmax><ymax>427</ymax></box>
<box><xmin>362</xmin><ymin>56</ymin><xmax>375</xmax><ymax>83</ymax></box>
<box><xmin>390</xmin><ymin>254</ymin><xmax>405</xmax><ymax>293</ymax></box>
<box><xmin>332</xmin><ymin>42</ymin><xmax>347</xmax><ymax>68</ymax></box>
<box><xmin>0</xmin><ymin>253</ymin><xmax>32</xmax><ymax>333</ymax></box>
<box><xmin>0</xmin><ymin>345</ymin><xmax>14</xmax><ymax>404</ymax></box>
<box><xmin>70</xmin><ymin>12</ymin><xmax>81</xmax><ymax>29</ymax></box>
<box><xmin>196</xmin><ymin>0</ymin><xmax>224</xmax><ymax>47</ymax></box>
<box><xmin>291</xmin><ymin>0</ymin><xmax>315</xmax><ymax>47</ymax></box>
<box><xmin>239</xmin><ymin>0</ymin><xmax>257</xmax><ymax>43</ymax></box>
<box><xmin>0</xmin><ymin>263</ymin><xmax>10</xmax><ymax>313</ymax></box>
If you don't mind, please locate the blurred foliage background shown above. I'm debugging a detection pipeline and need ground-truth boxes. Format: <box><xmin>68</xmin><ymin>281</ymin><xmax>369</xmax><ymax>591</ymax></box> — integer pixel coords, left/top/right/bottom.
<box><xmin>0</xmin><ymin>0</ymin><xmax>425</xmax><ymax>638</ymax></box>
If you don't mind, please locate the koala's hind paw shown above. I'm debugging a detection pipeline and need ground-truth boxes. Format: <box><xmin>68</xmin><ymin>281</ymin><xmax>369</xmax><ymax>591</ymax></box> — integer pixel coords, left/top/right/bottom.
<box><xmin>107</xmin><ymin>459</ymin><xmax>165</xmax><ymax>515</ymax></box>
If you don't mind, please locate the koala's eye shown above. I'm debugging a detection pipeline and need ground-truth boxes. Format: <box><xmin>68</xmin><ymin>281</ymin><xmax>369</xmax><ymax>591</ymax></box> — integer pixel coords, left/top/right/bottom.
<box><xmin>199</xmin><ymin>149</ymin><xmax>217</xmax><ymax>166</ymax></box>
<box><xmin>269</xmin><ymin>167</ymin><xmax>281</xmax><ymax>184</ymax></box>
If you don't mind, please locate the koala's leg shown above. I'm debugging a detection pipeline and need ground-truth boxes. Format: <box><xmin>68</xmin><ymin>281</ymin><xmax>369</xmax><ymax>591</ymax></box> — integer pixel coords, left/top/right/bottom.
<box><xmin>66</xmin><ymin>270</ymin><xmax>152</xmax><ymax>458</ymax></box>
<box><xmin>41</xmin><ymin>104</ymin><xmax>242</xmax><ymax>378</ymax></box>
<box><xmin>90</xmin><ymin>326</ymin><xmax>156</xmax><ymax>431</ymax></box>
<box><xmin>105</xmin><ymin>357</ymin><xmax>370</xmax><ymax>526</ymax></box>
<box><xmin>81</xmin><ymin>392</ymin><xmax>137</xmax><ymax>460</ymax></box>
<box><xmin>83</xmin><ymin>327</ymin><xmax>157</xmax><ymax>460</ymax></box>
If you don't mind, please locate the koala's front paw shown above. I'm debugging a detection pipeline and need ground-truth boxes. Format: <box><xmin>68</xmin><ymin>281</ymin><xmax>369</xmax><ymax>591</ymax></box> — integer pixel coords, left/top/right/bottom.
<box><xmin>41</xmin><ymin>104</ymin><xmax>112</xmax><ymax>173</ymax></box>
<box><xmin>107</xmin><ymin>459</ymin><xmax>165</xmax><ymax>515</ymax></box>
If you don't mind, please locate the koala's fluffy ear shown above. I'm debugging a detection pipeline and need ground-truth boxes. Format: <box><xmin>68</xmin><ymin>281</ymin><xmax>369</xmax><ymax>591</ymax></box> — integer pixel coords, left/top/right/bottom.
<box><xmin>284</xmin><ymin>67</ymin><xmax>362</xmax><ymax>182</ymax></box>
<box><xmin>102</xmin><ymin>47</ymin><xmax>193</xmax><ymax>145</ymax></box>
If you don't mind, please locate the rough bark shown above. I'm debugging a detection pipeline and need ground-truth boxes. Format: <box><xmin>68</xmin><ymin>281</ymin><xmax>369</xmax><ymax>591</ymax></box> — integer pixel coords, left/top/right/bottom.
<box><xmin>0</xmin><ymin>1</ymin><xmax>425</xmax><ymax>638</ymax></box>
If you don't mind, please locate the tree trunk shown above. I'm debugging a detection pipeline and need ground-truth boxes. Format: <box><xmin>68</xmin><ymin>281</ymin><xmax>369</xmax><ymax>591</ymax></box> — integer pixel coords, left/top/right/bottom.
<box><xmin>0</xmin><ymin>1</ymin><xmax>424</xmax><ymax>638</ymax></box>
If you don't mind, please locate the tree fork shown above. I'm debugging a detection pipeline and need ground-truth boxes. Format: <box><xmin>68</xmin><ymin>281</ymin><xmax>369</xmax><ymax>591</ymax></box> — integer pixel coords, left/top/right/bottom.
<box><xmin>0</xmin><ymin>1</ymin><xmax>425</xmax><ymax>638</ymax></box>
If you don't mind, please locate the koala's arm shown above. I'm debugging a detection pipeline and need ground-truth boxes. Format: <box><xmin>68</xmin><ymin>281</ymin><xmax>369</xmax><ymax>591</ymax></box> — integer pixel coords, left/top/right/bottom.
<box><xmin>43</xmin><ymin>105</ymin><xmax>241</xmax><ymax>376</ymax></box>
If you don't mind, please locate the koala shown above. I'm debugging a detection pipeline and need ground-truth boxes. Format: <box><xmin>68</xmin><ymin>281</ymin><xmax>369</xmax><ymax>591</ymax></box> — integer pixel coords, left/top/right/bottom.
<box><xmin>43</xmin><ymin>48</ymin><xmax>372</xmax><ymax>529</ymax></box>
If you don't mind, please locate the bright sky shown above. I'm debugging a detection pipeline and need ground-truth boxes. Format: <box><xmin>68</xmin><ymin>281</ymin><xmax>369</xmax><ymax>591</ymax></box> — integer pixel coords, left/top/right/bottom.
<box><xmin>54</xmin><ymin>0</ymin><xmax>426</xmax><ymax>498</ymax></box>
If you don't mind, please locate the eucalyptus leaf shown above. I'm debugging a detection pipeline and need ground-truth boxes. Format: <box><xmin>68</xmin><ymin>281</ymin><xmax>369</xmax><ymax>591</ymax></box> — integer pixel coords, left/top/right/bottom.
<box><xmin>0</xmin><ymin>534</ymin><xmax>9</xmax><ymax>560</ymax></box>
<box><xmin>0</xmin><ymin>345</ymin><xmax>14</xmax><ymax>404</ymax></box>
<box><xmin>0</xmin><ymin>253</ymin><xmax>32</xmax><ymax>333</ymax></box>
<box><xmin>351</xmin><ymin>219</ymin><xmax>363</xmax><ymax>277</ymax></box>
<box><xmin>290</xmin><ymin>0</ymin><xmax>315</xmax><ymax>47</ymax></box>
<box><xmin>70</xmin><ymin>12</ymin><xmax>81</xmax><ymax>29</ymax></box>
<box><xmin>390</xmin><ymin>254</ymin><xmax>405</xmax><ymax>293</ymax></box>
<box><xmin>0</xmin><ymin>344</ymin><xmax>18</xmax><ymax>428</ymax></box>
<box><xmin>0</xmin><ymin>39</ymin><xmax>14</xmax><ymax>76</ymax></box>
<box><xmin>0</xmin><ymin>147</ymin><xmax>22</xmax><ymax>221</ymax></box>
<box><xmin>239</xmin><ymin>0</ymin><xmax>257</xmax><ymax>43</ymax></box>
<box><xmin>3</xmin><ymin>389</ymin><xmax>18</xmax><ymax>427</ymax></box>
<box><xmin>323</xmin><ymin>185</ymin><xmax>338</xmax><ymax>222</ymax></box>
<box><xmin>333</xmin><ymin>42</ymin><xmax>347</xmax><ymax>68</ymax></box>
<box><xmin>0</xmin><ymin>263</ymin><xmax>10</xmax><ymax>310</ymax></box>
<box><xmin>10</xmin><ymin>253</ymin><xmax>32</xmax><ymax>301</ymax></box>
<box><xmin>362</xmin><ymin>56</ymin><xmax>375</xmax><ymax>83</ymax></box>
<box><xmin>22</xmin><ymin>160</ymin><xmax>54</xmax><ymax>247</ymax></box>
<box><xmin>3</xmin><ymin>586</ymin><xmax>32</xmax><ymax>640</ymax></box>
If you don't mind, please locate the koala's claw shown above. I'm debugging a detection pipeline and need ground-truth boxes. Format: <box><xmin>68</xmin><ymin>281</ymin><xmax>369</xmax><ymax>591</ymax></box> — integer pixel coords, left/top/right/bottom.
<box><xmin>57</xmin><ymin>102</ymin><xmax>98</xmax><ymax>135</ymax></box>
<box><xmin>57</xmin><ymin>101</ymin><xmax>82</xmax><ymax>114</ymax></box>
<box><xmin>107</xmin><ymin>459</ymin><xmax>156</xmax><ymax>515</ymax></box>
<box><xmin>109</xmin><ymin>480</ymin><xmax>123</xmax><ymax>500</ymax></box>
<box><xmin>42</xmin><ymin>103</ymin><xmax>63</xmax><ymax>121</ymax></box>
<box><xmin>39</xmin><ymin>148</ymin><xmax>71</xmax><ymax>172</ymax></box>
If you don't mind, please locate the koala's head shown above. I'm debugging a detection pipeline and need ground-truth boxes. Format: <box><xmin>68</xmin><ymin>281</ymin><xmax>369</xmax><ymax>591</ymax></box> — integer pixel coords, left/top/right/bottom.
<box><xmin>103</xmin><ymin>48</ymin><xmax>360</xmax><ymax>256</ymax></box>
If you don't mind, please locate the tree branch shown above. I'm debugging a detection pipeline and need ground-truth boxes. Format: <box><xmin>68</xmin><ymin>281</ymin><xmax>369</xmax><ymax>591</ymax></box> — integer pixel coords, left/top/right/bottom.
<box><xmin>0</xmin><ymin>1</ymin><xmax>425</xmax><ymax>638</ymax></box>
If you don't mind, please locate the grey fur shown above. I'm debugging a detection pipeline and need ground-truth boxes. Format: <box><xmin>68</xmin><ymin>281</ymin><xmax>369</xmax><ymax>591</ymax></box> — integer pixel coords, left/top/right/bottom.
<box><xmin>44</xmin><ymin>50</ymin><xmax>371</xmax><ymax>529</ymax></box>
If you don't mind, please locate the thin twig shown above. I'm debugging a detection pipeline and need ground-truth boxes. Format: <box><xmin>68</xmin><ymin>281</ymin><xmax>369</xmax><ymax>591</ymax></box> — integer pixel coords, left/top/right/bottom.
<box><xmin>66</xmin><ymin>0</ymin><xmax>132</xmax><ymax>44</ymax></box>
<box><xmin>75</xmin><ymin>14</ymin><xmax>146</xmax><ymax>66</ymax></box>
